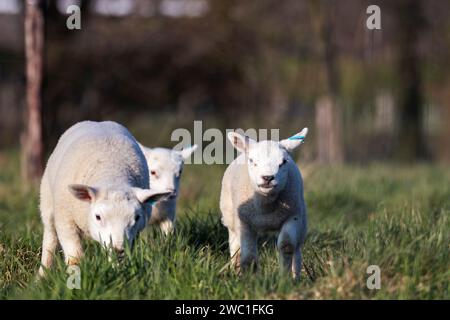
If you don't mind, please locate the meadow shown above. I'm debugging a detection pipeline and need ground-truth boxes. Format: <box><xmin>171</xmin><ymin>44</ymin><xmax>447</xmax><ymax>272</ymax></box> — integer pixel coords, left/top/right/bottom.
<box><xmin>0</xmin><ymin>150</ymin><xmax>448</xmax><ymax>299</ymax></box>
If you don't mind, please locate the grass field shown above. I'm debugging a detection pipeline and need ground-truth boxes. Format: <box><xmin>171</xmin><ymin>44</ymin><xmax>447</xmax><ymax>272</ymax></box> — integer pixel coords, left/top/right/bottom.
<box><xmin>0</xmin><ymin>150</ymin><xmax>449</xmax><ymax>299</ymax></box>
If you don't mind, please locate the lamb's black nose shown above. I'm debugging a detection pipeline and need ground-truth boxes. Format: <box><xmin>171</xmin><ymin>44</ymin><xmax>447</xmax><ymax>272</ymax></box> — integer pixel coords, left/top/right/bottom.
<box><xmin>262</xmin><ymin>175</ymin><xmax>275</xmax><ymax>182</ymax></box>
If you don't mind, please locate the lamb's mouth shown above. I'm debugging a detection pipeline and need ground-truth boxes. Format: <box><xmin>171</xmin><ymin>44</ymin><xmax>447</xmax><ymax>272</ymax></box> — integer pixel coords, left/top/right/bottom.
<box><xmin>117</xmin><ymin>252</ymin><xmax>125</xmax><ymax>261</ymax></box>
<box><xmin>258</xmin><ymin>183</ymin><xmax>277</xmax><ymax>192</ymax></box>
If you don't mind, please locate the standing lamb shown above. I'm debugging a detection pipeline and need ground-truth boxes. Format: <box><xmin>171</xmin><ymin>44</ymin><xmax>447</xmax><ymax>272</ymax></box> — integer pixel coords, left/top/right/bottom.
<box><xmin>220</xmin><ymin>128</ymin><xmax>308</xmax><ymax>278</ymax></box>
<box><xmin>38</xmin><ymin>121</ymin><xmax>171</xmax><ymax>277</ymax></box>
<box><xmin>138</xmin><ymin>144</ymin><xmax>197</xmax><ymax>235</ymax></box>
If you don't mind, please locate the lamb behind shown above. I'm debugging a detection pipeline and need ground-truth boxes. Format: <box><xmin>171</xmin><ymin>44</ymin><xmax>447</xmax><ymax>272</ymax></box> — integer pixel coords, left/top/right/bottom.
<box><xmin>220</xmin><ymin>128</ymin><xmax>308</xmax><ymax>278</ymax></box>
<box><xmin>38</xmin><ymin>121</ymin><xmax>170</xmax><ymax>277</ymax></box>
<box><xmin>139</xmin><ymin>144</ymin><xmax>197</xmax><ymax>235</ymax></box>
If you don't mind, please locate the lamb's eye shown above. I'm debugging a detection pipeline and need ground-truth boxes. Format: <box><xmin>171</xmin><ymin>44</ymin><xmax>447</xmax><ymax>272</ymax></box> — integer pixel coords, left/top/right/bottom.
<box><xmin>135</xmin><ymin>215</ymin><xmax>141</xmax><ymax>222</ymax></box>
<box><xmin>95</xmin><ymin>214</ymin><xmax>101</xmax><ymax>221</ymax></box>
<box><xmin>151</xmin><ymin>170</ymin><xmax>156</xmax><ymax>176</ymax></box>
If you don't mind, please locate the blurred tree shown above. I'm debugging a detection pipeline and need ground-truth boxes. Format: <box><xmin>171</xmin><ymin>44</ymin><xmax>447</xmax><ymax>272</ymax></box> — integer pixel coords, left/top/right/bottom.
<box><xmin>312</xmin><ymin>0</ymin><xmax>344</xmax><ymax>164</ymax></box>
<box><xmin>21</xmin><ymin>0</ymin><xmax>45</xmax><ymax>186</ymax></box>
<box><xmin>393</xmin><ymin>0</ymin><xmax>428</xmax><ymax>161</ymax></box>
<box><xmin>1</xmin><ymin>0</ymin><xmax>445</xmax><ymax>163</ymax></box>
<box><xmin>42</xmin><ymin>0</ymin><xmax>93</xmax><ymax>144</ymax></box>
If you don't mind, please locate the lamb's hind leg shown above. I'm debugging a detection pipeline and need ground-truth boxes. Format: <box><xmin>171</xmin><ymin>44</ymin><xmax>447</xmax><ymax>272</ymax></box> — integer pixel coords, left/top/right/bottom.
<box><xmin>38</xmin><ymin>221</ymin><xmax>58</xmax><ymax>278</ymax></box>
<box><xmin>38</xmin><ymin>175</ymin><xmax>58</xmax><ymax>278</ymax></box>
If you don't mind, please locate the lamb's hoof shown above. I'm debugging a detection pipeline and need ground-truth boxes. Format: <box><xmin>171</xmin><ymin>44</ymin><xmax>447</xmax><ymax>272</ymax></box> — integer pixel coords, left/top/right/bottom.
<box><xmin>36</xmin><ymin>267</ymin><xmax>46</xmax><ymax>281</ymax></box>
<box><xmin>230</xmin><ymin>252</ymin><xmax>241</xmax><ymax>272</ymax></box>
<box><xmin>292</xmin><ymin>272</ymin><xmax>301</xmax><ymax>282</ymax></box>
<box><xmin>233</xmin><ymin>262</ymin><xmax>242</xmax><ymax>275</ymax></box>
<box><xmin>240</xmin><ymin>258</ymin><xmax>258</xmax><ymax>274</ymax></box>
<box><xmin>67</xmin><ymin>257</ymin><xmax>80</xmax><ymax>266</ymax></box>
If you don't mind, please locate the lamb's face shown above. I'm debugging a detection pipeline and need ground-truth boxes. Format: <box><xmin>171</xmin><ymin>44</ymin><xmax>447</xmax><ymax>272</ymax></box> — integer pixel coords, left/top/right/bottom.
<box><xmin>69</xmin><ymin>185</ymin><xmax>171</xmax><ymax>256</ymax></box>
<box><xmin>144</xmin><ymin>148</ymin><xmax>182</xmax><ymax>199</ymax></box>
<box><xmin>227</xmin><ymin>128</ymin><xmax>308</xmax><ymax>196</ymax></box>
<box><xmin>88</xmin><ymin>190</ymin><xmax>146</xmax><ymax>254</ymax></box>
<box><xmin>140</xmin><ymin>145</ymin><xmax>197</xmax><ymax>200</ymax></box>
<box><xmin>247</xmin><ymin>141</ymin><xmax>290</xmax><ymax>195</ymax></box>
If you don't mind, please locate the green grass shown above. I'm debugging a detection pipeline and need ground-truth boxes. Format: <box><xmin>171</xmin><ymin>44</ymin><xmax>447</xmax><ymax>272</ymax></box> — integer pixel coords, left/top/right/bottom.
<box><xmin>0</xmin><ymin>150</ymin><xmax>449</xmax><ymax>299</ymax></box>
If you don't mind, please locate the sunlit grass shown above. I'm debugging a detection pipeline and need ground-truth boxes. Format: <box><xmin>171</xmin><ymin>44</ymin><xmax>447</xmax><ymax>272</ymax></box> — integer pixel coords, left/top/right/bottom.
<box><xmin>0</xmin><ymin>150</ymin><xmax>449</xmax><ymax>299</ymax></box>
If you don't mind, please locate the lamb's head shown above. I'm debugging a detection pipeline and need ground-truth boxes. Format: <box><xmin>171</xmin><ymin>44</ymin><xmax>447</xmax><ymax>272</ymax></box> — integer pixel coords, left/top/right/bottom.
<box><xmin>228</xmin><ymin>128</ymin><xmax>308</xmax><ymax>196</ymax></box>
<box><xmin>69</xmin><ymin>185</ymin><xmax>170</xmax><ymax>254</ymax></box>
<box><xmin>140</xmin><ymin>145</ymin><xmax>197</xmax><ymax>200</ymax></box>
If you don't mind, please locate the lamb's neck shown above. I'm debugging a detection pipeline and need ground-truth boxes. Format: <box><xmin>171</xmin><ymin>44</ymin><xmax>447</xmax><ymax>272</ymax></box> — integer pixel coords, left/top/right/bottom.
<box><xmin>252</xmin><ymin>188</ymin><xmax>283</xmax><ymax>210</ymax></box>
<box><xmin>251</xmin><ymin>177</ymin><xmax>296</xmax><ymax>212</ymax></box>
<box><xmin>81</xmin><ymin>152</ymin><xmax>139</xmax><ymax>189</ymax></box>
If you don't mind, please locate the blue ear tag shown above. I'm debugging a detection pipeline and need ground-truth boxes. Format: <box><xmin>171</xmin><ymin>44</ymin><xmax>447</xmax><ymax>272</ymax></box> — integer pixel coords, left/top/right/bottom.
<box><xmin>288</xmin><ymin>135</ymin><xmax>305</xmax><ymax>141</ymax></box>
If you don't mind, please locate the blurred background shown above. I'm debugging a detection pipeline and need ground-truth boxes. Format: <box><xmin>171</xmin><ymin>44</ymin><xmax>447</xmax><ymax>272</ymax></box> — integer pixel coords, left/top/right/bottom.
<box><xmin>1</xmin><ymin>0</ymin><xmax>450</xmax><ymax>185</ymax></box>
<box><xmin>1</xmin><ymin>1</ymin><xmax>449</xmax><ymax>300</ymax></box>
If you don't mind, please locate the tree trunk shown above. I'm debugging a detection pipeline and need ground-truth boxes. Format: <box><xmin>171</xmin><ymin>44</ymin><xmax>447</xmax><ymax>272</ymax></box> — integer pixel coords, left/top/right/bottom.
<box><xmin>394</xmin><ymin>0</ymin><xmax>428</xmax><ymax>161</ymax></box>
<box><xmin>314</xmin><ymin>1</ymin><xmax>344</xmax><ymax>164</ymax></box>
<box><xmin>22</xmin><ymin>0</ymin><xmax>45</xmax><ymax>187</ymax></box>
<box><xmin>315</xmin><ymin>96</ymin><xmax>343</xmax><ymax>164</ymax></box>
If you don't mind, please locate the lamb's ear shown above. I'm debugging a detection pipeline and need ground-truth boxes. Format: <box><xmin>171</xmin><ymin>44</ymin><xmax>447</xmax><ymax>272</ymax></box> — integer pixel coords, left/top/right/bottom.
<box><xmin>180</xmin><ymin>144</ymin><xmax>198</xmax><ymax>160</ymax></box>
<box><xmin>68</xmin><ymin>184</ymin><xmax>97</xmax><ymax>203</ymax></box>
<box><xmin>280</xmin><ymin>128</ymin><xmax>309</xmax><ymax>152</ymax></box>
<box><xmin>227</xmin><ymin>132</ymin><xmax>255</xmax><ymax>154</ymax></box>
<box><xmin>133</xmin><ymin>188</ymin><xmax>172</xmax><ymax>205</ymax></box>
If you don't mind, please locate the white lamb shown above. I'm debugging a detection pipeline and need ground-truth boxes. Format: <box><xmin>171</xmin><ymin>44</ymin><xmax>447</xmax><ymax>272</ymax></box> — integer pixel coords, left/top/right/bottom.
<box><xmin>138</xmin><ymin>144</ymin><xmax>198</xmax><ymax>235</ymax></box>
<box><xmin>38</xmin><ymin>121</ymin><xmax>171</xmax><ymax>277</ymax></box>
<box><xmin>220</xmin><ymin>128</ymin><xmax>308</xmax><ymax>278</ymax></box>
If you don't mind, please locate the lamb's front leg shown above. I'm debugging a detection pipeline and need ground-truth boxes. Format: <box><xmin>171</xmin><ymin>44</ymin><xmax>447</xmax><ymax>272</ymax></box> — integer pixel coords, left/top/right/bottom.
<box><xmin>156</xmin><ymin>201</ymin><xmax>176</xmax><ymax>236</ymax></box>
<box><xmin>55</xmin><ymin>218</ymin><xmax>83</xmax><ymax>266</ymax></box>
<box><xmin>292</xmin><ymin>248</ymin><xmax>302</xmax><ymax>280</ymax></box>
<box><xmin>277</xmin><ymin>215</ymin><xmax>302</xmax><ymax>278</ymax></box>
<box><xmin>159</xmin><ymin>218</ymin><xmax>175</xmax><ymax>236</ymax></box>
<box><xmin>228</xmin><ymin>229</ymin><xmax>241</xmax><ymax>268</ymax></box>
<box><xmin>239</xmin><ymin>223</ymin><xmax>258</xmax><ymax>272</ymax></box>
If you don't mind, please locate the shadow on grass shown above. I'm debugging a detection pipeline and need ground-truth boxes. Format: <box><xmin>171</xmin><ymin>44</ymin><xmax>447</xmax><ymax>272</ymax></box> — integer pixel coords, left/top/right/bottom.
<box><xmin>177</xmin><ymin>208</ymin><xmax>229</xmax><ymax>253</ymax></box>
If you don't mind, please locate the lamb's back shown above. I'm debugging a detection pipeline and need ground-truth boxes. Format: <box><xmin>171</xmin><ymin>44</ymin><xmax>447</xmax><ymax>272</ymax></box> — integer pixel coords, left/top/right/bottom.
<box><xmin>45</xmin><ymin>121</ymin><xmax>149</xmax><ymax>208</ymax></box>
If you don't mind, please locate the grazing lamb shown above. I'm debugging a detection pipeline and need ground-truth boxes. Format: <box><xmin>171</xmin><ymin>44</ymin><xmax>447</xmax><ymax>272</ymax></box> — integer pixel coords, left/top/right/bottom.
<box><xmin>38</xmin><ymin>121</ymin><xmax>170</xmax><ymax>277</ymax></box>
<box><xmin>220</xmin><ymin>128</ymin><xmax>308</xmax><ymax>278</ymax></box>
<box><xmin>138</xmin><ymin>144</ymin><xmax>198</xmax><ymax>235</ymax></box>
